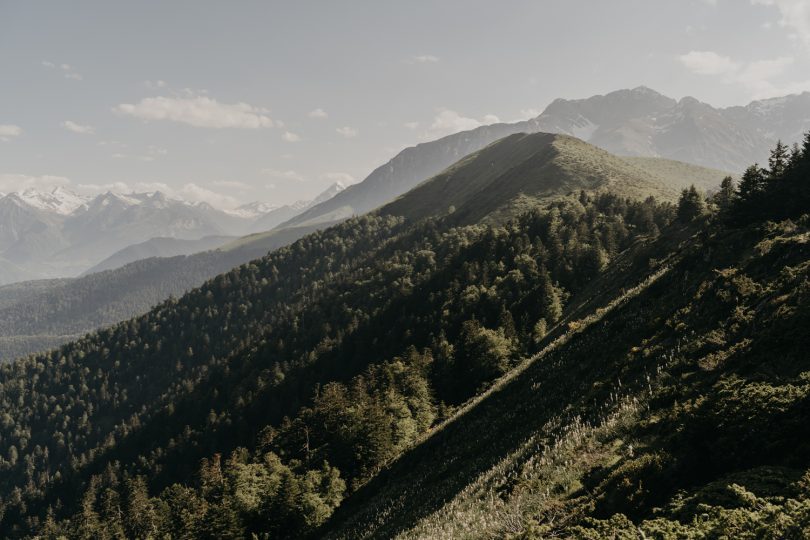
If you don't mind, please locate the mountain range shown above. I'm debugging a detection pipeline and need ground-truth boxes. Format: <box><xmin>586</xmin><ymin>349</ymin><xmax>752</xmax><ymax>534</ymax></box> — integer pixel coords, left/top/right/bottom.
<box><xmin>281</xmin><ymin>87</ymin><xmax>809</xmax><ymax>229</ymax></box>
<box><xmin>0</xmin><ymin>182</ymin><xmax>346</xmax><ymax>284</ymax></box>
<box><xmin>0</xmin><ymin>115</ymin><xmax>807</xmax><ymax>538</ymax></box>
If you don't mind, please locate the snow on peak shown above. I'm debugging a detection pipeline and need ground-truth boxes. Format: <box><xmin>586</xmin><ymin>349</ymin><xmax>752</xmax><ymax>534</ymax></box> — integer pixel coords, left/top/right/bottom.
<box><xmin>225</xmin><ymin>201</ymin><xmax>281</xmax><ymax>218</ymax></box>
<box><xmin>14</xmin><ymin>187</ymin><xmax>89</xmax><ymax>215</ymax></box>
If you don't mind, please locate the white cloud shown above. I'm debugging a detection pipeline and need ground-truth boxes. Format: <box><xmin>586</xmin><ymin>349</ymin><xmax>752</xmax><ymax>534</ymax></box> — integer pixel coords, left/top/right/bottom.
<box><xmin>308</xmin><ymin>108</ymin><xmax>328</xmax><ymax>119</ymax></box>
<box><xmin>424</xmin><ymin>109</ymin><xmax>500</xmax><ymax>138</ymax></box>
<box><xmin>114</xmin><ymin>95</ymin><xmax>275</xmax><ymax>129</ymax></box>
<box><xmin>678</xmin><ymin>49</ymin><xmax>805</xmax><ymax>99</ymax></box>
<box><xmin>178</xmin><ymin>182</ymin><xmax>240</xmax><ymax>209</ymax></box>
<box><xmin>0</xmin><ymin>174</ymin><xmax>71</xmax><ymax>192</ymax></box>
<box><xmin>260</xmin><ymin>169</ymin><xmax>306</xmax><ymax>182</ymax></box>
<box><xmin>282</xmin><ymin>131</ymin><xmax>302</xmax><ymax>142</ymax></box>
<box><xmin>42</xmin><ymin>60</ymin><xmax>83</xmax><ymax>80</ymax></box>
<box><xmin>404</xmin><ymin>121</ymin><xmax>420</xmax><ymax>130</ymax></box>
<box><xmin>143</xmin><ymin>79</ymin><xmax>167</xmax><ymax>89</ymax></box>
<box><xmin>0</xmin><ymin>124</ymin><xmax>22</xmax><ymax>142</ymax></box>
<box><xmin>408</xmin><ymin>54</ymin><xmax>440</xmax><ymax>64</ymax></box>
<box><xmin>678</xmin><ymin>51</ymin><xmax>740</xmax><ymax>75</ymax></box>
<box><xmin>753</xmin><ymin>0</ymin><xmax>810</xmax><ymax>51</ymax></box>
<box><xmin>61</xmin><ymin>120</ymin><xmax>95</xmax><ymax>135</ymax></box>
<box><xmin>336</xmin><ymin>126</ymin><xmax>358</xmax><ymax>138</ymax></box>
<box><xmin>212</xmin><ymin>180</ymin><xmax>251</xmax><ymax>190</ymax></box>
<box><xmin>321</xmin><ymin>172</ymin><xmax>356</xmax><ymax>184</ymax></box>
<box><xmin>518</xmin><ymin>108</ymin><xmax>541</xmax><ymax>120</ymax></box>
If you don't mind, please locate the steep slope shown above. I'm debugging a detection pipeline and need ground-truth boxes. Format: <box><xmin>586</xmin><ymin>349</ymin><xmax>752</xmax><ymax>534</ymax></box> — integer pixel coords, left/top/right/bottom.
<box><xmin>378</xmin><ymin>133</ymin><xmax>675</xmax><ymax>225</ymax></box>
<box><xmin>321</xmin><ymin>215</ymin><xmax>810</xmax><ymax>539</ymax></box>
<box><xmin>278</xmin><ymin>87</ymin><xmax>810</xmax><ymax>231</ymax></box>
<box><xmin>0</xmin><ymin>137</ymin><xmax>682</xmax><ymax>536</ymax></box>
<box><xmin>279</xmin><ymin>122</ymin><xmax>536</xmax><ymax>228</ymax></box>
<box><xmin>247</xmin><ymin>182</ymin><xmax>347</xmax><ymax>233</ymax></box>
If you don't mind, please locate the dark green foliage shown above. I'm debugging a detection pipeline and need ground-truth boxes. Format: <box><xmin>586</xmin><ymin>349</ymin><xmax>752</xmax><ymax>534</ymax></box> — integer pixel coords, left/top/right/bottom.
<box><xmin>0</xmin><ymin>192</ymin><xmax>672</xmax><ymax>537</ymax></box>
<box><xmin>676</xmin><ymin>184</ymin><xmax>705</xmax><ymax>223</ymax></box>
<box><xmin>728</xmin><ymin>131</ymin><xmax>810</xmax><ymax>223</ymax></box>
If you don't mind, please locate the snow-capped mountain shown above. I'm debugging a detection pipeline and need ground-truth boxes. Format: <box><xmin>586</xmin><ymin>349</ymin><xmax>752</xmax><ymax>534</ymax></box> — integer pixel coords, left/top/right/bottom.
<box><xmin>226</xmin><ymin>201</ymin><xmax>282</xmax><ymax>219</ymax></box>
<box><xmin>17</xmin><ymin>187</ymin><xmax>90</xmax><ymax>215</ymax></box>
<box><xmin>0</xmin><ymin>185</ymin><xmax>347</xmax><ymax>284</ymax></box>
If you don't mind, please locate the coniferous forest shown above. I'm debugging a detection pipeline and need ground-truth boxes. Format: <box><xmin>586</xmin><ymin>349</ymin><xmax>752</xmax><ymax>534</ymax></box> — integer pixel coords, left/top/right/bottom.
<box><xmin>0</xmin><ymin>129</ymin><xmax>806</xmax><ymax>538</ymax></box>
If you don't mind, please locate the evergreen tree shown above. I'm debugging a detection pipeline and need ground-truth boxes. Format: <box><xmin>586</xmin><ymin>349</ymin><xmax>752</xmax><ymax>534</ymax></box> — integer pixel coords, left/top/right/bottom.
<box><xmin>713</xmin><ymin>176</ymin><xmax>736</xmax><ymax>213</ymax></box>
<box><xmin>768</xmin><ymin>140</ymin><xmax>789</xmax><ymax>178</ymax></box>
<box><xmin>676</xmin><ymin>185</ymin><xmax>705</xmax><ymax>223</ymax></box>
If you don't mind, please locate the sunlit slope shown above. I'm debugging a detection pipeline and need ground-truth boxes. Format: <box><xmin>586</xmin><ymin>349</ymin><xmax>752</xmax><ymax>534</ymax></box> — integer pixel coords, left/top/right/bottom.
<box><xmin>379</xmin><ymin>133</ymin><xmax>678</xmax><ymax>225</ymax></box>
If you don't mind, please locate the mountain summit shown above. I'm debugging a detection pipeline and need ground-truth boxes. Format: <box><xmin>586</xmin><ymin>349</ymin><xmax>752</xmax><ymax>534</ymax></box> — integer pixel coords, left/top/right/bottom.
<box><xmin>280</xmin><ymin>88</ymin><xmax>810</xmax><ymax>230</ymax></box>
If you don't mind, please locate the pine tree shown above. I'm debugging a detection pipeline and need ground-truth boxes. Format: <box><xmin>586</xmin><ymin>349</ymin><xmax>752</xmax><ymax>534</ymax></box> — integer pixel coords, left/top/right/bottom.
<box><xmin>732</xmin><ymin>165</ymin><xmax>767</xmax><ymax>222</ymax></box>
<box><xmin>677</xmin><ymin>185</ymin><xmax>705</xmax><ymax>223</ymax></box>
<box><xmin>768</xmin><ymin>140</ymin><xmax>789</xmax><ymax>178</ymax></box>
<box><xmin>714</xmin><ymin>176</ymin><xmax>736</xmax><ymax>213</ymax></box>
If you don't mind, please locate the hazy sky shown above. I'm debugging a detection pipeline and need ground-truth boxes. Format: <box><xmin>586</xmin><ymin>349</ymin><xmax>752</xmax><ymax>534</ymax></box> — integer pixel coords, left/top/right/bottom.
<box><xmin>1</xmin><ymin>0</ymin><xmax>809</xmax><ymax>207</ymax></box>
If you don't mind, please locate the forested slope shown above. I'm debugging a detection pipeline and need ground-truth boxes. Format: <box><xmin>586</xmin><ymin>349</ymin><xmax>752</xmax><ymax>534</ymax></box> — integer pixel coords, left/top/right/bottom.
<box><xmin>0</xmin><ymin>133</ymin><xmax>806</xmax><ymax>538</ymax></box>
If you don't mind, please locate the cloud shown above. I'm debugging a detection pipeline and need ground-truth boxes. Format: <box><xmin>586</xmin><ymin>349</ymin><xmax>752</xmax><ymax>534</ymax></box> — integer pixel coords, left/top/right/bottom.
<box><xmin>321</xmin><ymin>172</ymin><xmax>356</xmax><ymax>184</ymax></box>
<box><xmin>308</xmin><ymin>108</ymin><xmax>328</xmax><ymax>119</ymax></box>
<box><xmin>212</xmin><ymin>180</ymin><xmax>251</xmax><ymax>190</ymax></box>
<box><xmin>678</xmin><ymin>51</ymin><xmax>740</xmax><ymax>75</ymax></box>
<box><xmin>424</xmin><ymin>109</ymin><xmax>500</xmax><ymax>138</ymax></box>
<box><xmin>336</xmin><ymin>126</ymin><xmax>358</xmax><ymax>138</ymax></box>
<box><xmin>177</xmin><ymin>182</ymin><xmax>240</xmax><ymax>209</ymax></box>
<box><xmin>282</xmin><ymin>131</ymin><xmax>302</xmax><ymax>142</ymax></box>
<box><xmin>678</xmin><ymin>49</ymin><xmax>805</xmax><ymax>99</ymax></box>
<box><xmin>61</xmin><ymin>120</ymin><xmax>95</xmax><ymax>135</ymax></box>
<box><xmin>404</xmin><ymin>121</ymin><xmax>420</xmax><ymax>130</ymax></box>
<box><xmin>0</xmin><ymin>174</ymin><xmax>71</xmax><ymax>192</ymax></box>
<box><xmin>114</xmin><ymin>95</ymin><xmax>274</xmax><ymax>129</ymax></box>
<box><xmin>0</xmin><ymin>124</ymin><xmax>22</xmax><ymax>142</ymax></box>
<box><xmin>518</xmin><ymin>108</ymin><xmax>541</xmax><ymax>120</ymax></box>
<box><xmin>407</xmin><ymin>54</ymin><xmax>440</xmax><ymax>64</ymax></box>
<box><xmin>42</xmin><ymin>60</ymin><xmax>83</xmax><ymax>80</ymax></box>
<box><xmin>260</xmin><ymin>169</ymin><xmax>306</xmax><ymax>182</ymax></box>
<box><xmin>143</xmin><ymin>80</ymin><xmax>167</xmax><ymax>89</ymax></box>
<box><xmin>753</xmin><ymin>0</ymin><xmax>810</xmax><ymax>51</ymax></box>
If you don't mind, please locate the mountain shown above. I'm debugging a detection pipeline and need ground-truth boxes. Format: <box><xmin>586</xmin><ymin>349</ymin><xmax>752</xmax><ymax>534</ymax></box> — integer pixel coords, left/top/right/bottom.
<box><xmin>16</xmin><ymin>187</ymin><xmax>89</xmax><ymax>215</ymax></box>
<box><xmin>531</xmin><ymin>87</ymin><xmax>769</xmax><ymax>171</ymax></box>
<box><xmin>2</xmin><ymin>129</ymin><xmax>805</xmax><ymax>538</ymax></box>
<box><xmin>83</xmin><ymin>235</ymin><xmax>236</xmax><ymax>275</ymax></box>
<box><xmin>0</xmin><ymin>185</ymin><xmax>347</xmax><ymax>285</ymax></box>
<box><xmin>378</xmin><ymin>133</ymin><xmax>676</xmax><ymax>225</ymax></box>
<box><xmin>280</xmin><ymin>87</ymin><xmax>808</xmax><ymax>229</ymax></box>
<box><xmin>247</xmin><ymin>181</ymin><xmax>347</xmax><ymax>233</ymax></box>
<box><xmin>0</xmin><ymin>136</ymin><xmax>728</xmax><ymax>364</ymax></box>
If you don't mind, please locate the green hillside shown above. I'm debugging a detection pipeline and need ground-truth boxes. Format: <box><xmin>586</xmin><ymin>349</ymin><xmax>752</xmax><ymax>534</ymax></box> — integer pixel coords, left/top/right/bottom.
<box><xmin>623</xmin><ymin>155</ymin><xmax>735</xmax><ymax>192</ymax></box>
<box><xmin>0</xmin><ymin>133</ymin><xmax>807</xmax><ymax>538</ymax></box>
<box><xmin>380</xmin><ymin>133</ymin><xmax>677</xmax><ymax>225</ymax></box>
